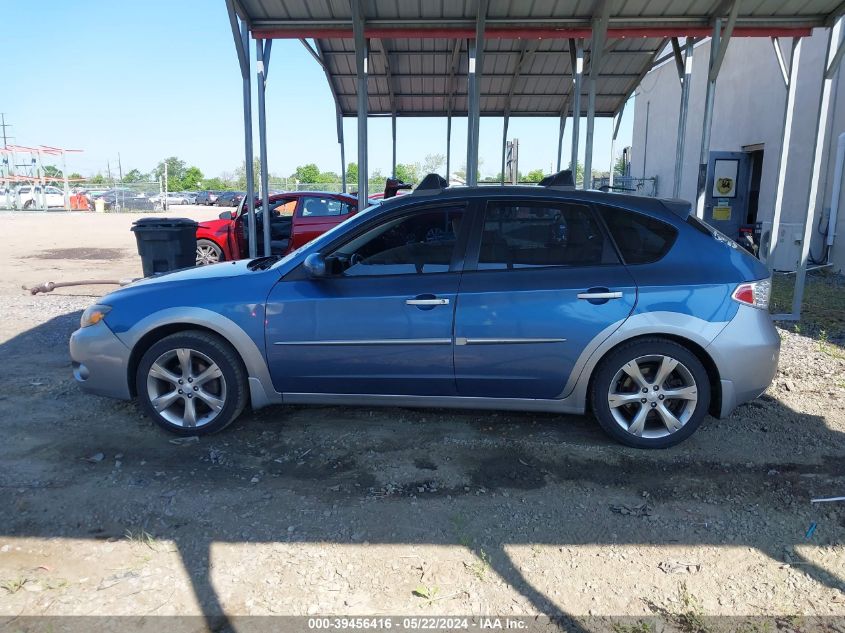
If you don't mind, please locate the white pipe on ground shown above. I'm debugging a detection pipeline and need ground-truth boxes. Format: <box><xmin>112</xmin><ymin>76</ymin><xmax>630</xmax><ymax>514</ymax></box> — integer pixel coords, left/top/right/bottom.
<box><xmin>826</xmin><ymin>131</ymin><xmax>845</xmax><ymax>248</ymax></box>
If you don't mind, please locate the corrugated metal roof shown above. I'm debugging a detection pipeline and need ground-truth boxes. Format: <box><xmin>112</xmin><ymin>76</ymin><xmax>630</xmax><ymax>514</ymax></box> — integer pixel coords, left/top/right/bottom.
<box><xmin>234</xmin><ymin>0</ymin><xmax>845</xmax><ymax>117</ymax></box>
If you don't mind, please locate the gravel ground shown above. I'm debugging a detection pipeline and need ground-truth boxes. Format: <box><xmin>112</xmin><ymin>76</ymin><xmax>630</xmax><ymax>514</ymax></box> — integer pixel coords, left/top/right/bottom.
<box><xmin>0</xmin><ymin>212</ymin><xmax>844</xmax><ymax>627</ymax></box>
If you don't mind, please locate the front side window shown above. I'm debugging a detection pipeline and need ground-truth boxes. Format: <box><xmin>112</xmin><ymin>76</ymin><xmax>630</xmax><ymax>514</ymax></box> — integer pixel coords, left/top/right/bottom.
<box><xmin>599</xmin><ymin>205</ymin><xmax>677</xmax><ymax>264</ymax></box>
<box><xmin>330</xmin><ymin>208</ymin><xmax>464</xmax><ymax>276</ymax></box>
<box><xmin>478</xmin><ymin>201</ymin><xmax>616</xmax><ymax>269</ymax></box>
<box><xmin>301</xmin><ymin>196</ymin><xmax>352</xmax><ymax>217</ymax></box>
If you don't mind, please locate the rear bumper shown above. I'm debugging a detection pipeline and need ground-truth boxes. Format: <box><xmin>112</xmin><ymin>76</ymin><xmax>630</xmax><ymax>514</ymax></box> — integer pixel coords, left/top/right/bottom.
<box><xmin>707</xmin><ymin>304</ymin><xmax>780</xmax><ymax>417</ymax></box>
<box><xmin>69</xmin><ymin>321</ymin><xmax>133</xmax><ymax>400</ymax></box>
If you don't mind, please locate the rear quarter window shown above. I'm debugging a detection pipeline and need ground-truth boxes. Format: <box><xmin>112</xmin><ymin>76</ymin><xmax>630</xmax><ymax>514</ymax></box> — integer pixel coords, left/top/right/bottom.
<box><xmin>598</xmin><ymin>205</ymin><xmax>677</xmax><ymax>264</ymax></box>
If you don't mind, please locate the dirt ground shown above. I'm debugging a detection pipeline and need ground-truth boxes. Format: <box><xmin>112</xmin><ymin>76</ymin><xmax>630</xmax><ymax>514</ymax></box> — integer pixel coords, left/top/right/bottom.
<box><xmin>1</xmin><ymin>210</ymin><xmax>845</xmax><ymax>629</ymax></box>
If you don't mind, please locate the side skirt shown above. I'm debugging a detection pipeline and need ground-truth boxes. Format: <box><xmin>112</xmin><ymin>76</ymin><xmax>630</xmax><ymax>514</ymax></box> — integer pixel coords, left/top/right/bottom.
<box><xmin>280</xmin><ymin>392</ymin><xmax>584</xmax><ymax>414</ymax></box>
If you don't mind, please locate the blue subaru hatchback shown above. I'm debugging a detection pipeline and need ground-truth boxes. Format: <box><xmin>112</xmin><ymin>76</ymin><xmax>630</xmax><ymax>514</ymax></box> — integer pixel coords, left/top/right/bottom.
<box><xmin>70</xmin><ymin>173</ymin><xmax>779</xmax><ymax>448</ymax></box>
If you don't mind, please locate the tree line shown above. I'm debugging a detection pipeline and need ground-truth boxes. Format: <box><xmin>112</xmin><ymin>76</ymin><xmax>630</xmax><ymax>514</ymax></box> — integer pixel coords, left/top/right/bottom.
<box><xmin>47</xmin><ymin>150</ymin><xmax>623</xmax><ymax>191</ymax></box>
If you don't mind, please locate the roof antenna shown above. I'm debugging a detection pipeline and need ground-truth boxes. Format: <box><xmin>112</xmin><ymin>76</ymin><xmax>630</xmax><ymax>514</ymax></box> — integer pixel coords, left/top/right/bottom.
<box><xmin>412</xmin><ymin>173</ymin><xmax>449</xmax><ymax>195</ymax></box>
<box><xmin>538</xmin><ymin>169</ymin><xmax>575</xmax><ymax>189</ymax></box>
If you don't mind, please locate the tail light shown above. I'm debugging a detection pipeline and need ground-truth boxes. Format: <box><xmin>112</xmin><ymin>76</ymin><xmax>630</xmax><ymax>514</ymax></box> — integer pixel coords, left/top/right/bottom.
<box><xmin>732</xmin><ymin>278</ymin><xmax>771</xmax><ymax>310</ymax></box>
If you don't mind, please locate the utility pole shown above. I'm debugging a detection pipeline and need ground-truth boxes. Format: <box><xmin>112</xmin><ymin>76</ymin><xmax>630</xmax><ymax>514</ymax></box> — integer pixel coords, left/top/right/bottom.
<box><xmin>118</xmin><ymin>153</ymin><xmax>123</xmax><ymax>182</ymax></box>
<box><xmin>0</xmin><ymin>114</ymin><xmax>10</xmax><ymax>147</ymax></box>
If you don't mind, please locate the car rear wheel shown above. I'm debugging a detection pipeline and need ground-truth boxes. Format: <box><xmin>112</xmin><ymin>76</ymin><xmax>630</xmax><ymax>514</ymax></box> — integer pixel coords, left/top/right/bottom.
<box><xmin>136</xmin><ymin>331</ymin><xmax>247</xmax><ymax>436</ymax></box>
<box><xmin>196</xmin><ymin>239</ymin><xmax>224</xmax><ymax>265</ymax></box>
<box><xmin>590</xmin><ymin>338</ymin><xmax>710</xmax><ymax>448</ymax></box>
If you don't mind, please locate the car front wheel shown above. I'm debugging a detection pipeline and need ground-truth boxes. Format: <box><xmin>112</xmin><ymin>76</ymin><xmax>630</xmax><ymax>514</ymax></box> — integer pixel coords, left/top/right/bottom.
<box><xmin>196</xmin><ymin>239</ymin><xmax>224</xmax><ymax>265</ymax></box>
<box><xmin>136</xmin><ymin>331</ymin><xmax>247</xmax><ymax>436</ymax></box>
<box><xmin>590</xmin><ymin>338</ymin><xmax>710</xmax><ymax>449</ymax></box>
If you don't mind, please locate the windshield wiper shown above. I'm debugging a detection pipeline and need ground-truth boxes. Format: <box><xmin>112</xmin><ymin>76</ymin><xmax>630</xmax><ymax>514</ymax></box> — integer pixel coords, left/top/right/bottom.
<box><xmin>247</xmin><ymin>255</ymin><xmax>281</xmax><ymax>271</ymax></box>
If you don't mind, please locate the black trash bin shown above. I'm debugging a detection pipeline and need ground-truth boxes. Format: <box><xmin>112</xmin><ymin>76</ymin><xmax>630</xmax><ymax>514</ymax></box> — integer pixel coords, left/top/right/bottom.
<box><xmin>131</xmin><ymin>217</ymin><xmax>198</xmax><ymax>277</ymax></box>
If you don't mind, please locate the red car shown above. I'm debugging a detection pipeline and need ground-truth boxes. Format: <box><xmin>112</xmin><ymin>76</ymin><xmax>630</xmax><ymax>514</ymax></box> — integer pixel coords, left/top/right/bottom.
<box><xmin>194</xmin><ymin>191</ymin><xmax>358</xmax><ymax>265</ymax></box>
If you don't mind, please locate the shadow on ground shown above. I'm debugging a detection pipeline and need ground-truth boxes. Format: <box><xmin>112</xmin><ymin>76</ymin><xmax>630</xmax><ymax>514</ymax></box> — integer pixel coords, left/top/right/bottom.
<box><xmin>1</xmin><ymin>312</ymin><xmax>844</xmax><ymax>632</ymax></box>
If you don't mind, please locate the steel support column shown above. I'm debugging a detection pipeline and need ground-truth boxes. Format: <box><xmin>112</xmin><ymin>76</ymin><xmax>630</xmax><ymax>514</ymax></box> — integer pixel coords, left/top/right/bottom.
<box><xmin>466</xmin><ymin>0</ymin><xmax>487</xmax><ymax>187</ymax></box>
<box><xmin>446</xmin><ymin>114</ymin><xmax>452</xmax><ymax>180</ymax></box>
<box><xmin>239</xmin><ymin>21</ymin><xmax>256</xmax><ymax>257</ymax></box>
<box><xmin>673</xmin><ymin>37</ymin><xmax>695</xmax><ymax>198</ymax></box>
<box><xmin>570</xmin><ymin>39</ymin><xmax>583</xmax><ymax>181</ymax></box>
<box><xmin>338</xmin><ymin>113</ymin><xmax>347</xmax><ymax>192</ymax></box>
<box><xmin>501</xmin><ymin>116</ymin><xmax>509</xmax><ymax>185</ymax></box>
<box><xmin>584</xmin><ymin>2</ymin><xmax>610</xmax><ymax>191</ymax></box>
<box><xmin>767</xmin><ymin>38</ymin><xmax>801</xmax><ymax>273</ymax></box>
<box><xmin>256</xmin><ymin>38</ymin><xmax>272</xmax><ymax>257</ymax></box>
<box><xmin>351</xmin><ymin>0</ymin><xmax>368</xmax><ymax>210</ymax></box>
<box><xmin>608</xmin><ymin>103</ymin><xmax>624</xmax><ymax>188</ymax></box>
<box><xmin>556</xmin><ymin>110</ymin><xmax>567</xmax><ymax>172</ymax></box>
<box><xmin>303</xmin><ymin>39</ymin><xmax>347</xmax><ymax>194</ymax></box>
<box><xmin>445</xmin><ymin>39</ymin><xmax>462</xmax><ymax>181</ymax></box>
<box><xmin>392</xmin><ymin>116</ymin><xmax>397</xmax><ymax>177</ymax></box>
<box><xmin>791</xmin><ymin>19</ymin><xmax>845</xmax><ymax>319</ymax></box>
<box><xmin>226</xmin><ymin>0</ymin><xmax>256</xmax><ymax>256</ymax></box>
<box><xmin>694</xmin><ymin>1</ymin><xmax>739</xmax><ymax>218</ymax></box>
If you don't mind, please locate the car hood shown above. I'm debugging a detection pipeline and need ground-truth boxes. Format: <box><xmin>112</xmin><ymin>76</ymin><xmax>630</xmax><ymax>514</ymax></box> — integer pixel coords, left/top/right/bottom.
<box><xmin>112</xmin><ymin>259</ymin><xmax>258</xmax><ymax>295</ymax></box>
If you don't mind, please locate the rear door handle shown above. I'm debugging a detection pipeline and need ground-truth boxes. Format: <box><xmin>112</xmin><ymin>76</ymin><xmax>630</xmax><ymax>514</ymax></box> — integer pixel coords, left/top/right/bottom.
<box><xmin>577</xmin><ymin>291</ymin><xmax>622</xmax><ymax>300</ymax></box>
<box><xmin>406</xmin><ymin>298</ymin><xmax>450</xmax><ymax>306</ymax></box>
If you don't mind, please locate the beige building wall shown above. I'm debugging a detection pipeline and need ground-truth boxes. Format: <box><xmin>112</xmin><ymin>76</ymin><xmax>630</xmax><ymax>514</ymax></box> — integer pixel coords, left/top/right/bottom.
<box><xmin>631</xmin><ymin>30</ymin><xmax>845</xmax><ymax>273</ymax></box>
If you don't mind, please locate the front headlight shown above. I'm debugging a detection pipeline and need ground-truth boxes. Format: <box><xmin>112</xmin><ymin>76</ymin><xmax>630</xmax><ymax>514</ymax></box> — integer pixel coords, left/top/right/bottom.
<box><xmin>80</xmin><ymin>304</ymin><xmax>112</xmax><ymax>328</ymax></box>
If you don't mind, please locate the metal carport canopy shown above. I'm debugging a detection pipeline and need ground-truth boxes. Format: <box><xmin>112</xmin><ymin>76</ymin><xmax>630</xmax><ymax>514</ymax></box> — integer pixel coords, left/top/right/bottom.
<box><xmin>237</xmin><ymin>0</ymin><xmax>835</xmax><ymax>120</ymax></box>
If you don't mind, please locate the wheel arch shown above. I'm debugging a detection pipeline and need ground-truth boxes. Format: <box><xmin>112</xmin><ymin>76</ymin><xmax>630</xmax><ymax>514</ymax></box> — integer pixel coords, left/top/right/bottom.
<box><xmin>585</xmin><ymin>333</ymin><xmax>722</xmax><ymax>418</ymax></box>
<box><xmin>120</xmin><ymin>308</ymin><xmax>279</xmax><ymax>409</ymax></box>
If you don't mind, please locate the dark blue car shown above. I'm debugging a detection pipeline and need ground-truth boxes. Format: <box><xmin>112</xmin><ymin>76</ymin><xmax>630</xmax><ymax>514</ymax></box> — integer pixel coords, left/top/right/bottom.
<box><xmin>70</xmin><ymin>173</ymin><xmax>779</xmax><ymax>448</ymax></box>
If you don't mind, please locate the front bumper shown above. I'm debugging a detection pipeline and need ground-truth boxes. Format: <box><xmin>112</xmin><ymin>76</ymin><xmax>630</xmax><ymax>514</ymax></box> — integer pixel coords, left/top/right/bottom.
<box><xmin>69</xmin><ymin>320</ymin><xmax>133</xmax><ymax>400</ymax></box>
<box><xmin>707</xmin><ymin>304</ymin><xmax>780</xmax><ymax>417</ymax></box>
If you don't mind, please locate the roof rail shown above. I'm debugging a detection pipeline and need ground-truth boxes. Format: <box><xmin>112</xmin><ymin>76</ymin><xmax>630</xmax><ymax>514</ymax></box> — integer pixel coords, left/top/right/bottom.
<box><xmin>412</xmin><ymin>173</ymin><xmax>448</xmax><ymax>195</ymax></box>
<box><xmin>538</xmin><ymin>170</ymin><xmax>575</xmax><ymax>189</ymax></box>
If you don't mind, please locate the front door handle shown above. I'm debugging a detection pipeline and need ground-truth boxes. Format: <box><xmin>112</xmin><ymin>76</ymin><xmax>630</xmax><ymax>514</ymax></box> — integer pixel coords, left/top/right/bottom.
<box><xmin>406</xmin><ymin>298</ymin><xmax>450</xmax><ymax>306</ymax></box>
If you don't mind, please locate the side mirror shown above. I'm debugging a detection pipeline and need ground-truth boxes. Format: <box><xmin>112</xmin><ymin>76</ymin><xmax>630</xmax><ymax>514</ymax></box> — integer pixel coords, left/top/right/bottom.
<box><xmin>303</xmin><ymin>252</ymin><xmax>328</xmax><ymax>278</ymax></box>
<box><xmin>218</xmin><ymin>210</ymin><xmax>234</xmax><ymax>220</ymax></box>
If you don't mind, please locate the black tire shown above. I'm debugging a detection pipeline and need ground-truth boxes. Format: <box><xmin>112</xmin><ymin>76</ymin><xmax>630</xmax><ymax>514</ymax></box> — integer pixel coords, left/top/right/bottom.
<box><xmin>135</xmin><ymin>330</ymin><xmax>248</xmax><ymax>436</ymax></box>
<box><xmin>590</xmin><ymin>337</ymin><xmax>711</xmax><ymax>449</ymax></box>
<box><xmin>23</xmin><ymin>199</ymin><xmax>34</xmax><ymax>209</ymax></box>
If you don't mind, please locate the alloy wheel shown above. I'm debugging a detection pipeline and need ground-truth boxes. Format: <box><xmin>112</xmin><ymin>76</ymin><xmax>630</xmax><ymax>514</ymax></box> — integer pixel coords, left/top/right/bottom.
<box><xmin>146</xmin><ymin>348</ymin><xmax>227</xmax><ymax>428</ymax></box>
<box><xmin>196</xmin><ymin>243</ymin><xmax>220</xmax><ymax>265</ymax></box>
<box><xmin>607</xmin><ymin>354</ymin><xmax>698</xmax><ymax>439</ymax></box>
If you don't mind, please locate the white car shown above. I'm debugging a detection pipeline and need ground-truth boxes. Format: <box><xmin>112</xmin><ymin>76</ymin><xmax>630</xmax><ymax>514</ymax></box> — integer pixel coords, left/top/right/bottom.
<box><xmin>15</xmin><ymin>185</ymin><xmax>66</xmax><ymax>209</ymax></box>
<box><xmin>149</xmin><ymin>192</ymin><xmax>191</xmax><ymax>208</ymax></box>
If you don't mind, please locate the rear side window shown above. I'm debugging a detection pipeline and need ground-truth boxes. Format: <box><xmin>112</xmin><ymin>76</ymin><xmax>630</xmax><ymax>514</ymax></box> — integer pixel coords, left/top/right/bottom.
<box><xmin>478</xmin><ymin>201</ymin><xmax>618</xmax><ymax>269</ymax></box>
<box><xmin>599</xmin><ymin>206</ymin><xmax>677</xmax><ymax>264</ymax></box>
<box><xmin>300</xmin><ymin>197</ymin><xmax>353</xmax><ymax>217</ymax></box>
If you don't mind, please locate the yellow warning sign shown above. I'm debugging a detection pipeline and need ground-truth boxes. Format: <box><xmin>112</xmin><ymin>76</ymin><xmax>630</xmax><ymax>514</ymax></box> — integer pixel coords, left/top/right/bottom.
<box><xmin>713</xmin><ymin>206</ymin><xmax>732</xmax><ymax>221</ymax></box>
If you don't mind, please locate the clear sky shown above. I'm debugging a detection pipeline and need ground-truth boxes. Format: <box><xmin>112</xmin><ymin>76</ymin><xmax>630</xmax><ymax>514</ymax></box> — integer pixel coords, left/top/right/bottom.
<box><xmin>3</xmin><ymin>0</ymin><xmax>635</xmax><ymax>182</ymax></box>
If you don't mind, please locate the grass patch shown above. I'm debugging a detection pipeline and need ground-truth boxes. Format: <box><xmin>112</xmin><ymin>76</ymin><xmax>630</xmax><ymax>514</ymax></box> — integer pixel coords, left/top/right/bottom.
<box><xmin>771</xmin><ymin>271</ymin><xmax>845</xmax><ymax>345</ymax></box>
<box><xmin>674</xmin><ymin>582</ymin><xmax>709</xmax><ymax>633</ymax></box>
<box><xmin>612</xmin><ymin>621</ymin><xmax>655</xmax><ymax>633</ymax></box>
<box><xmin>125</xmin><ymin>528</ymin><xmax>158</xmax><ymax>550</ymax></box>
<box><xmin>464</xmin><ymin>549</ymin><xmax>491</xmax><ymax>582</ymax></box>
<box><xmin>0</xmin><ymin>577</ymin><xmax>29</xmax><ymax>594</ymax></box>
<box><xmin>412</xmin><ymin>584</ymin><xmax>440</xmax><ymax>602</ymax></box>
